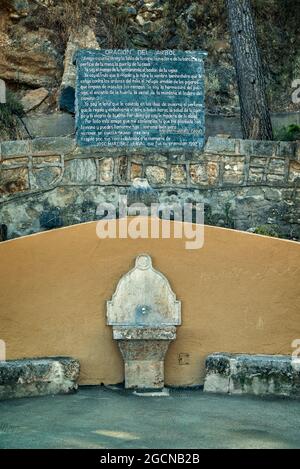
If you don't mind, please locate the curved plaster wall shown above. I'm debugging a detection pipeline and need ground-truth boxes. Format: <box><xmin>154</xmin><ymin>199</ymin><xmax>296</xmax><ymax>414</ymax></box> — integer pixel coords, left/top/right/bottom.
<box><xmin>0</xmin><ymin>218</ymin><xmax>299</xmax><ymax>386</ymax></box>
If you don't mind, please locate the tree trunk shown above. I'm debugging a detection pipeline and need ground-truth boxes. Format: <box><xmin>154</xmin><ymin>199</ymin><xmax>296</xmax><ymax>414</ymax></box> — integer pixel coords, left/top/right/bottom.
<box><xmin>226</xmin><ymin>0</ymin><xmax>273</xmax><ymax>140</ymax></box>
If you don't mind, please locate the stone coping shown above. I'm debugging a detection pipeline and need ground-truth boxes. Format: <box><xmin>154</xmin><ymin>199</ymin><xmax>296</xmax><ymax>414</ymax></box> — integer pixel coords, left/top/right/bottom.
<box><xmin>0</xmin><ymin>136</ymin><xmax>299</xmax><ymax>160</ymax></box>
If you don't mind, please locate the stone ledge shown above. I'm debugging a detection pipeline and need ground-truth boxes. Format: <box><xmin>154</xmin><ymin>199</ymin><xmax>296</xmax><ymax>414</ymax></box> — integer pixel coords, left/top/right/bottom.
<box><xmin>1</xmin><ymin>140</ymin><xmax>31</xmax><ymax>159</ymax></box>
<box><xmin>0</xmin><ymin>137</ymin><xmax>75</xmax><ymax>159</ymax></box>
<box><xmin>239</xmin><ymin>140</ymin><xmax>276</xmax><ymax>157</ymax></box>
<box><xmin>204</xmin><ymin>353</ymin><xmax>300</xmax><ymax>399</ymax></box>
<box><xmin>205</xmin><ymin>137</ymin><xmax>299</xmax><ymax>160</ymax></box>
<box><xmin>204</xmin><ymin>137</ymin><xmax>237</xmax><ymax>154</ymax></box>
<box><xmin>0</xmin><ymin>357</ymin><xmax>80</xmax><ymax>400</ymax></box>
<box><xmin>31</xmin><ymin>137</ymin><xmax>76</xmax><ymax>156</ymax></box>
<box><xmin>1</xmin><ymin>137</ymin><xmax>299</xmax><ymax>162</ymax></box>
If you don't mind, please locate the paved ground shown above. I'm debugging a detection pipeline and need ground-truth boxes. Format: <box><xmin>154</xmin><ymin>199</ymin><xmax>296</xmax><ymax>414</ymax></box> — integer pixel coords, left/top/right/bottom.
<box><xmin>0</xmin><ymin>387</ymin><xmax>299</xmax><ymax>449</ymax></box>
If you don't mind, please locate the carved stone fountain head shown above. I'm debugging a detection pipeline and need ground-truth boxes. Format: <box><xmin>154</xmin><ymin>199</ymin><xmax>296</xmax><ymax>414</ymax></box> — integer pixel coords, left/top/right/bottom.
<box><xmin>107</xmin><ymin>254</ymin><xmax>181</xmax><ymax>390</ymax></box>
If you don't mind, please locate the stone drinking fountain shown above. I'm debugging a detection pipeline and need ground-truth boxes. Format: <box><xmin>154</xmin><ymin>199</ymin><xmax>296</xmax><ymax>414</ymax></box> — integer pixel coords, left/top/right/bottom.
<box><xmin>107</xmin><ymin>254</ymin><xmax>181</xmax><ymax>391</ymax></box>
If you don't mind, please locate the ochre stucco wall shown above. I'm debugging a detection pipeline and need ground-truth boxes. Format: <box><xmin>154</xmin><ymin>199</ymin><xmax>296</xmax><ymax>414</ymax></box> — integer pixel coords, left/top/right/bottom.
<box><xmin>0</xmin><ymin>218</ymin><xmax>299</xmax><ymax>386</ymax></box>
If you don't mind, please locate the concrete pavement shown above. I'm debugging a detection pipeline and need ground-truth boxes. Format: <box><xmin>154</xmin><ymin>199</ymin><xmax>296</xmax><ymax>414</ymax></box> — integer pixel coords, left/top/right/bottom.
<box><xmin>0</xmin><ymin>387</ymin><xmax>299</xmax><ymax>449</ymax></box>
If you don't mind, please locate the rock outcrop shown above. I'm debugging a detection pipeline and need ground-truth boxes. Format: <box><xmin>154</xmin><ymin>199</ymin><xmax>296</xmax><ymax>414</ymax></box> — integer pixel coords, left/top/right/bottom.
<box><xmin>21</xmin><ymin>87</ymin><xmax>49</xmax><ymax>112</ymax></box>
<box><xmin>0</xmin><ymin>1</ymin><xmax>62</xmax><ymax>88</ymax></box>
<box><xmin>59</xmin><ymin>26</ymin><xmax>99</xmax><ymax>114</ymax></box>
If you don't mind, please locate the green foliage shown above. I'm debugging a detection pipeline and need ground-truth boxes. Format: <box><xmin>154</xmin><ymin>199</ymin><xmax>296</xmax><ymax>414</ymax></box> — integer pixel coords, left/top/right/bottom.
<box><xmin>205</xmin><ymin>203</ymin><xmax>234</xmax><ymax>229</ymax></box>
<box><xmin>274</xmin><ymin>124</ymin><xmax>300</xmax><ymax>142</ymax></box>
<box><xmin>253</xmin><ymin>224</ymin><xmax>280</xmax><ymax>238</ymax></box>
<box><xmin>0</xmin><ymin>90</ymin><xmax>24</xmax><ymax>140</ymax></box>
<box><xmin>224</xmin><ymin>202</ymin><xmax>234</xmax><ymax>229</ymax></box>
<box><xmin>205</xmin><ymin>71</ymin><xmax>220</xmax><ymax>95</ymax></box>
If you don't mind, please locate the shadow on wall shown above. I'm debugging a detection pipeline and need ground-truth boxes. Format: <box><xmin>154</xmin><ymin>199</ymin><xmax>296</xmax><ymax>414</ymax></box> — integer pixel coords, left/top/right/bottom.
<box><xmin>0</xmin><ymin>218</ymin><xmax>299</xmax><ymax>387</ymax></box>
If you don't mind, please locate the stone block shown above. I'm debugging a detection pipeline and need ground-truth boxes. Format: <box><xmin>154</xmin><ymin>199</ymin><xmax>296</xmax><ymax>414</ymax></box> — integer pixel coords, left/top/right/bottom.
<box><xmin>31</xmin><ymin>167</ymin><xmax>62</xmax><ymax>189</ymax></box>
<box><xmin>124</xmin><ymin>359</ymin><xmax>164</xmax><ymax>390</ymax></box>
<box><xmin>21</xmin><ymin>87</ymin><xmax>49</xmax><ymax>113</ymax></box>
<box><xmin>0</xmin><ymin>357</ymin><xmax>80</xmax><ymax>400</ymax></box>
<box><xmin>0</xmin><ymin>168</ymin><xmax>29</xmax><ymax>194</ymax></box>
<box><xmin>250</xmin><ymin>157</ymin><xmax>267</xmax><ymax>167</ymax></box>
<box><xmin>205</xmin><ymin>137</ymin><xmax>236</xmax><ymax>154</ymax></box>
<box><xmin>118</xmin><ymin>340</ymin><xmax>171</xmax><ymax>389</ymax></box>
<box><xmin>1</xmin><ymin>140</ymin><xmax>30</xmax><ymax>158</ymax></box>
<box><xmin>170</xmin><ymin>165</ymin><xmax>187</xmax><ymax>185</ymax></box>
<box><xmin>190</xmin><ymin>162</ymin><xmax>219</xmax><ymax>186</ymax></box>
<box><xmin>266</xmin><ymin>173</ymin><xmax>285</xmax><ymax>184</ymax></box>
<box><xmin>207</xmin><ymin>162</ymin><xmax>219</xmax><ymax>185</ymax></box>
<box><xmin>288</xmin><ymin>161</ymin><xmax>300</xmax><ymax>183</ymax></box>
<box><xmin>130</xmin><ymin>163</ymin><xmax>143</xmax><ymax>181</ymax></box>
<box><xmin>118</xmin><ymin>156</ymin><xmax>128</xmax><ymax>182</ymax></box>
<box><xmin>248</xmin><ymin>167</ymin><xmax>264</xmax><ymax>183</ymax></box>
<box><xmin>63</xmin><ymin>158</ymin><xmax>96</xmax><ymax>184</ymax></box>
<box><xmin>169</xmin><ymin>151</ymin><xmax>194</xmax><ymax>164</ymax></box>
<box><xmin>223</xmin><ymin>157</ymin><xmax>245</xmax><ymax>185</ymax></box>
<box><xmin>145</xmin><ymin>166</ymin><xmax>167</xmax><ymax>185</ymax></box>
<box><xmin>31</xmin><ymin>137</ymin><xmax>75</xmax><ymax>156</ymax></box>
<box><xmin>99</xmin><ymin>158</ymin><xmax>114</xmax><ymax>183</ymax></box>
<box><xmin>239</xmin><ymin>140</ymin><xmax>275</xmax><ymax>157</ymax></box>
<box><xmin>204</xmin><ymin>353</ymin><xmax>300</xmax><ymax>398</ymax></box>
<box><xmin>268</xmin><ymin>158</ymin><xmax>286</xmax><ymax>175</ymax></box>
<box><xmin>264</xmin><ymin>188</ymin><xmax>283</xmax><ymax>202</ymax></box>
<box><xmin>23</xmin><ymin>113</ymin><xmax>75</xmax><ymax>139</ymax></box>
<box><xmin>276</xmin><ymin>141</ymin><xmax>296</xmax><ymax>158</ymax></box>
<box><xmin>143</xmin><ymin>151</ymin><xmax>169</xmax><ymax>163</ymax></box>
<box><xmin>190</xmin><ymin>164</ymin><xmax>207</xmax><ymax>185</ymax></box>
<box><xmin>33</xmin><ymin>156</ymin><xmax>60</xmax><ymax>165</ymax></box>
<box><xmin>296</xmin><ymin>142</ymin><xmax>300</xmax><ymax>162</ymax></box>
<box><xmin>2</xmin><ymin>157</ymin><xmax>28</xmax><ymax>167</ymax></box>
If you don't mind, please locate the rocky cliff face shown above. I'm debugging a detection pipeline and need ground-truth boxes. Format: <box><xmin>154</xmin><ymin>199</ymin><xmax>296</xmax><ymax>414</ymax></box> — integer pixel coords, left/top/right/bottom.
<box><xmin>0</xmin><ymin>0</ymin><xmax>299</xmax><ymax>140</ymax></box>
<box><xmin>0</xmin><ymin>1</ymin><xmax>62</xmax><ymax>88</ymax></box>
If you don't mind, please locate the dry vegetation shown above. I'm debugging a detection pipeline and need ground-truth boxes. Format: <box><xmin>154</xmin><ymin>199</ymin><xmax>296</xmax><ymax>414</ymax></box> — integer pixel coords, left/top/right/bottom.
<box><xmin>25</xmin><ymin>0</ymin><xmax>99</xmax><ymax>50</ymax></box>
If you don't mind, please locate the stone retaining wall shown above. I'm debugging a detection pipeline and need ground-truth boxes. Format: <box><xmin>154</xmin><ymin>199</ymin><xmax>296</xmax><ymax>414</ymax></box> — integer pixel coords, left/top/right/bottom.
<box><xmin>0</xmin><ymin>136</ymin><xmax>300</xmax><ymax>239</ymax></box>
